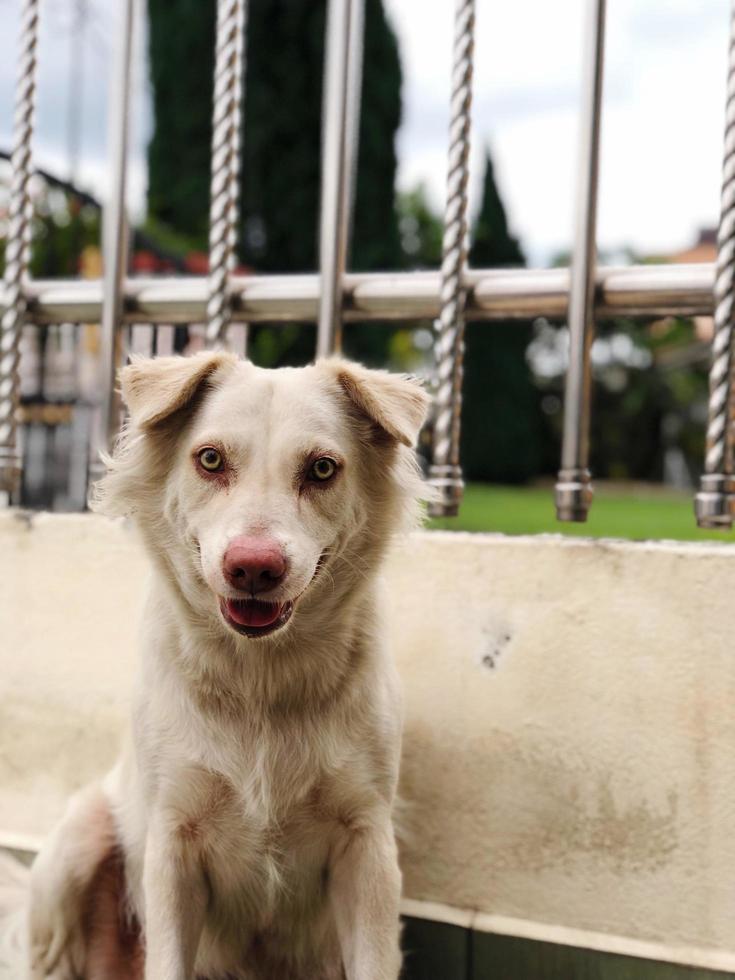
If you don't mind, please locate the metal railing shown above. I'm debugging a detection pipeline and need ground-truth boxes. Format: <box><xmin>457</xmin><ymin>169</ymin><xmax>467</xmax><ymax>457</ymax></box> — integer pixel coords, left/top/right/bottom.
<box><xmin>1</xmin><ymin>0</ymin><xmax>734</xmax><ymax>525</ymax></box>
<box><xmin>0</xmin><ymin>263</ymin><xmax>717</xmax><ymax>325</ymax></box>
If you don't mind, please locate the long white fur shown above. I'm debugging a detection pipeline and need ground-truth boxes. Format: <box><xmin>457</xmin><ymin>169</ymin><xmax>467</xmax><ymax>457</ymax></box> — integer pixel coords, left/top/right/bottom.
<box><xmin>14</xmin><ymin>354</ymin><xmax>430</xmax><ymax>980</ymax></box>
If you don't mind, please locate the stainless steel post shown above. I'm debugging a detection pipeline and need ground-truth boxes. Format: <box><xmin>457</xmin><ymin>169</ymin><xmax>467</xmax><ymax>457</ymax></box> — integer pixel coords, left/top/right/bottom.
<box><xmin>694</xmin><ymin>0</ymin><xmax>735</xmax><ymax>529</ymax></box>
<box><xmin>554</xmin><ymin>0</ymin><xmax>607</xmax><ymax>522</ymax></box>
<box><xmin>316</xmin><ymin>0</ymin><xmax>365</xmax><ymax>359</ymax></box>
<box><xmin>206</xmin><ymin>0</ymin><xmax>247</xmax><ymax>350</ymax></box>
<box><xmin>427</xmin><ymin>0</ymin><xmax>475</xmax><ymax>518</ymax></box>
<box><xmin>0</xmin><ymin>0</ymin><xmax>40</xmax><ymax>501</ymax></box>
<box><xmin>93</xmin><ymin>0</ymin><xmax>135</xmax><ymax>475</ymax></box>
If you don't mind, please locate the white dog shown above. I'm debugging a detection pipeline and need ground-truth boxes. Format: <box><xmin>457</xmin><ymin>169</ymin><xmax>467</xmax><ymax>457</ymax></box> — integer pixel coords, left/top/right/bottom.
<box><xmin>5</xmin><ymin>353</ymin><xmax>429</xmax><ymax>980</ymax></box>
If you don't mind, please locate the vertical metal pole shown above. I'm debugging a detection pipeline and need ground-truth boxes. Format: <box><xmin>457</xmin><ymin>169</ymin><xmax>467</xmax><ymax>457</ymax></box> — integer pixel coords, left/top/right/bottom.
<box><xmin>94</xmin><ymin>0</ymin><xmax>134</xmax><ymax>473</ymax></box>
<box><xmin>316</xmin><ymin>0</ymin><xmax>365</xmax><ymax>359</ymax></box>
<box><xmin>206</xmin><ymin>0</ymin><xmax>247</xmax><ymax>350</ymax></box>
<box><xmin>554</xmin><ymin>0</ymin><xmax>607</xmax><ymax>523</ymax></box>
<box><xmin>0</xmin><ymin>0</ymin><xmax>40</xmax><ymax>502</ymax></box>
<box><xmin>695</xmin><ymin>1</ymin><xmax>735</xmax><ymax>529</ymax></box>
<box><xmin>427</xmin><ymin>0</ymin><xmax>475</xmax><ymax>518</ymax></box>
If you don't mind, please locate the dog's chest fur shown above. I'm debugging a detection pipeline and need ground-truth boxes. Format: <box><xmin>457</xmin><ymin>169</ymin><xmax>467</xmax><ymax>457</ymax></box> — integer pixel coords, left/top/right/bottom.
<box><xmin>181</xmin><ymin>762</ymin><xmax>345</xmax><ymax>977</ymax></box>
<box><xmin>121</xmin><ymin>600</ymin><xmax>391</xmax><ymax>977</ymax></box>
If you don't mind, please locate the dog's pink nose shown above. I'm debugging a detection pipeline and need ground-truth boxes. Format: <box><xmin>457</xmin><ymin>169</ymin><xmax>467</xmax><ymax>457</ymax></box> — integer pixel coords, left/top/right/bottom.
<box><xmin>223</xmin><ymin>537</ymin><xmax>287</xmax><ymax>594</ymax></box>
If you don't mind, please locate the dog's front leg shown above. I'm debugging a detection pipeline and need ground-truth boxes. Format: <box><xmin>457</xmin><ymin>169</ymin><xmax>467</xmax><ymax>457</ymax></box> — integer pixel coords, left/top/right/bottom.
<box><xmin>29</xmin><ymin>782</ymin><xmax>119</xmax><ymax>980</ymax></box>
<box><xmin>142</xmin><ymin>813</ymin><xmax>208</xmax><ymax>980</ymax></box>
<box><xmin>329</xmin><ymin>814</ymin><xmax>402</xmax><ymax>980</ymax></box>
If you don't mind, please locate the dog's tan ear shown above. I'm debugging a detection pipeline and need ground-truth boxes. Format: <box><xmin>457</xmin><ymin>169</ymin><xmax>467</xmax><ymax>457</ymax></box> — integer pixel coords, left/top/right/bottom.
<box><xmin>321</xmin><ymin>359</ymin><xmax>430</xmax><ymax>447</ymax></box>
<box><xmin>120</xmin><ymin>351</ymin><xmax>237</xmax><ymax>429</ymax></box>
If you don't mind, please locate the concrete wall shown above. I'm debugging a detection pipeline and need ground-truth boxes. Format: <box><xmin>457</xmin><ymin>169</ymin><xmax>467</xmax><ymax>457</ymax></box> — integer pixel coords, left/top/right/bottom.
<box><xmin>2</xmin><ymin>511</ymin><xmax>735</xmax><ymax>970</ymax></box>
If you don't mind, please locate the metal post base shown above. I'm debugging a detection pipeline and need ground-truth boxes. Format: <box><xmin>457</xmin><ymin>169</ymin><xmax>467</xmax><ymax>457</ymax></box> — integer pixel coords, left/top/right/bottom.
<box><xmin>694</xmin><ymin>473</ymin><xmax>735</xmax><ymax>529</ymax></box>
<box><xmin>427</xmin><ymin>464</ymin><xmax>464</xmax><ymax>518</ymax></box>
<box><xmin>0</xmin><ymin>446</ymin><xmax>22</xmax><ymax>501</ymax></box>
<box><xmin>555</xmin><ymin>467</ymin><xmax>593</xmax><ymax>522</ymax></box>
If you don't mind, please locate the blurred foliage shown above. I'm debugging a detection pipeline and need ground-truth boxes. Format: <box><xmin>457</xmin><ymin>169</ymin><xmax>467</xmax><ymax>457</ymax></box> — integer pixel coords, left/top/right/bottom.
<box><xmin>530</xmin><ymin>314</ymin><xmax>708</xmax><ymax>483</ymax></box>
<box><xmin>396</xmin><ymin>184</ymin><xmax>442</xmax><ymax>269</ymax></box>
<box><xmin>139</xmin><ymin>215</ymin><xmax>204</xmax><ymax>261</ymax></box>
<box><xmin>31</xmin><ymin>198</ymin><xmax>100</xmax><ymax>279</ymax></box>
<box><xmin>530</xmin><ymin>248</ymin><xmax>710</xmax><ymax>486</ymax></box>
<box><xmin>0</xmin><ymin>176</ymin><xmax>100</xmax><ymax>280</ymax></box>
<box><xmin>397</xmin><ymin>162</ymin><xmax>710</xmax><ymax>485</ymax></box>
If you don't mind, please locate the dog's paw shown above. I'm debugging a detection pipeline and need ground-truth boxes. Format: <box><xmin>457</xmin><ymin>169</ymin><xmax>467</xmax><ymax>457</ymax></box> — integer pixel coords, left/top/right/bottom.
<box><xmin>29</xmin><ymin>916</ymin><xmax>85</xmax><ymax>980</ymax></box>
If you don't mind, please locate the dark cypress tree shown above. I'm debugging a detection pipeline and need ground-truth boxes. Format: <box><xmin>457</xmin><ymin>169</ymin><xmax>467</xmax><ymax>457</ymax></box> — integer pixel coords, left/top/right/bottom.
<box><xmin>146</xmin><ymin>0</ymin><xmax>402</xmax><ymax>364</ymax></box>
<box><xmin>147</xmin><ymin>0</ymin><xmax>216</xmax><ymax>248</ymax></box>
<box><xmin>350</xmin><ymin>0</ymin><xmax>402</xmax><ymax>273</ymax></box>
<box><xmin>461</xmin><ymin>151</ymin><xmax>543</xmax><ymax>482</ymax></box>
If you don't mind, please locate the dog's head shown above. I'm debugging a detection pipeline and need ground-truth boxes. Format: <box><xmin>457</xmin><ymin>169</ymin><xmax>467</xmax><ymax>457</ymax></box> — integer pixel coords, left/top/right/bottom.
<box><xmin>93</xmin><ymin>353</ymin><xmax>429</xmax><ymax>642</ymax></box>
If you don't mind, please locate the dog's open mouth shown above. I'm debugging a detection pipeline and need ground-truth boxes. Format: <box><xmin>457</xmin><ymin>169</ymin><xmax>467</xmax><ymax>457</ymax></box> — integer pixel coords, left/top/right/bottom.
<box><xmin>219</xmin><ymin>597</ymin><xmax>294</xmax><ymax>638</ymax></box>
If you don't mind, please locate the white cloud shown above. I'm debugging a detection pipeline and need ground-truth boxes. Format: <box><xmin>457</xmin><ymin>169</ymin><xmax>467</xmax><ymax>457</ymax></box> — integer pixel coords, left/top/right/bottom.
<box><xmin>386</xmin><ymin>0</ymin><xmax>730</xmax><ymax>263</ymax></box>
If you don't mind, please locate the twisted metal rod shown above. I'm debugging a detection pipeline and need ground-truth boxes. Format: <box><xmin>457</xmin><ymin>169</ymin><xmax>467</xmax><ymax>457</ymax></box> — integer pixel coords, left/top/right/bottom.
<box><xmin>695</xmin><ymin>0</ymin><xmax>735</xmax><ymax>528</ymax></box>
<box><xmin>206</xmin><ymin>0</ymin><xmax>247</xmax><ymax>349</ymax></box>
<box><xmin>427</xmin><ymin>0</ymin><xmax>475</xmax><ymax>518</ymax></box>
<box><xmin>228</xmin><ymin>0</ymin><xmax>245</xmax><ymax>271</ymax></box>
<box><xmin>227</xmin><ymin>1</ymin><xmax>248</xmax><ymax>356</ymax></box>
<box><xmin>0</xmin><ymin>0</ymin><xmax>40</xmax><ymax>499</ymax></box>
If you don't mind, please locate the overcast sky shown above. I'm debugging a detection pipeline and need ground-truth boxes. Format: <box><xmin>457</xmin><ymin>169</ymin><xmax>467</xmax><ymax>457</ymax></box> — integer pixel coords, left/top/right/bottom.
<box><xmin>0</xmin><ymin>0</ymin><xmax>730</xmax><ymax>266</ymax></box>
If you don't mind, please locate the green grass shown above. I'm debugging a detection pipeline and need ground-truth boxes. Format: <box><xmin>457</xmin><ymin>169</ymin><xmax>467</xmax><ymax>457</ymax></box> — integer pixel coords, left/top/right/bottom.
<box><xmin>427</xmin><ymin>482</ymin><xmax>735</xmax><ymax>542</ymax></box>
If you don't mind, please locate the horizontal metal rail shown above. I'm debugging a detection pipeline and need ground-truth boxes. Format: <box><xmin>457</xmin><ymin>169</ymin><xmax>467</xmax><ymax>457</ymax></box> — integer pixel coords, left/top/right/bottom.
<box><xmin>0</xmin><ymin>263</ymin><xmax>716</xmax><ymax>326</ymax></box>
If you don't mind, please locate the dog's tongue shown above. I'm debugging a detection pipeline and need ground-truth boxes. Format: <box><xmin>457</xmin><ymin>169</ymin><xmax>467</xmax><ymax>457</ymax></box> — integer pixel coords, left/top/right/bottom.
<box><xmin>226</xmin><ymin>598</ymin><xmax>282</xmax><ymax>628</ymax></box>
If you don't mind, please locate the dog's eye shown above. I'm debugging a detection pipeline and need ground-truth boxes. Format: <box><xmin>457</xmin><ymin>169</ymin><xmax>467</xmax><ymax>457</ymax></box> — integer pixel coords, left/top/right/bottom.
<box><xmin>198</xmin><ymin>447</ymin><xmax>224</xmax><ymax>473</ymax></box>
<box><xmin>309</xmin><ymin>456</ymin><xmax>337</xmax><ymax>482</ymax></box>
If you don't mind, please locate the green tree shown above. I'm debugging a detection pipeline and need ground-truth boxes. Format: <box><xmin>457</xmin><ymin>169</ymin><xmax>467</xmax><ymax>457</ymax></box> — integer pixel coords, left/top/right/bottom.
<box><xmin>146</xmin><ymin>0</ymin><xmax>216</xmax><ymax>250</ymax></box>
<box><xmin>146</xmin><ymin>0</ymin><xmax>403</xmax><ymax>365</ymax></box>
<box><xmin>461</xmin><ymin>151</ymin><xmax>543</xmax><ymax>482</ymax></box>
